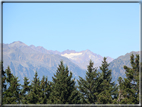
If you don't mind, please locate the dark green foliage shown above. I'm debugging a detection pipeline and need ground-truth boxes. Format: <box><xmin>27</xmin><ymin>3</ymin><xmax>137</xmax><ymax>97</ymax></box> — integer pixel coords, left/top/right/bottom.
<box><xmin>117</xmin><ymin>77</ymin><xmax>124</xmax><ymax>103</ymax></box>
<box><xmin>1</xmin><ymin>61</ymin><xmax>6</xmax><ymax>101</ymax></box>
<box><xmin>25</xmin><ymin>71</ymin><xmax>42</xmax><ymax>104</ymax></box>
<box><xmin>39</xmin><ymin>76</ymin><xmax>51</xmax><ymax>104</ymax></box>
<box><xmin>49</xmin><ymin>61</ymin><xmax>81</xmax><ymax>104</ymax></box>
<box><xmin>77</xmin><ymin>60</ymin><xmax>98</xmax><ymax>104</ymax></box>
<box><xmin>94</xmin><ymin>57</ymin><xmax>118</xmax><ymax>104</ymax></box>
<box><xmin>2</xmin><ymin>54</ymin><xmax>140</xmax><ymax>104</ymax></box>
<box><xmin>39</xmin><ymin>76</ymin><xmax>47</xmax><ymax>104</ymax></box>
<box><xmin>117</xmin><ymin>54</ymin><xmax>140</xmax><ymax>104</ymax></box>
<box><xmin>20</xmin><ymin>77</ymin><xmax>31</xmax><ymax>104</ymax></box>
<box><xmin>3</xmin><ymin>66</ymin><xmax>21</xmax><ymax>104</ymax></box>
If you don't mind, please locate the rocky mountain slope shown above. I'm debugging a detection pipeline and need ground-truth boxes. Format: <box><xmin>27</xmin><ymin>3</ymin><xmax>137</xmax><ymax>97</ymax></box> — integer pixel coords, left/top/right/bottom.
<box><xmin>28</xmin><ymin>45</ymin><xmax>114</xmax><ymax>70</ymax></box>
<box><xmin>61</xmin><ymin>49</ymin><xmax>114</xmax><ymax>70</ymax></box>
<box><xmin>107</xmin><ymin>51</ymin><xmax>140</xmax><ymax>84</ymax></box>
<box><xmin>3</xmin><ymin>41</ymin><xmax>86</xmax><ymax>84</ymax></box>
<box><xmin>2</xmin><ymin>41</ymin><xmax>140</xmax><ymax>85</ymax></box>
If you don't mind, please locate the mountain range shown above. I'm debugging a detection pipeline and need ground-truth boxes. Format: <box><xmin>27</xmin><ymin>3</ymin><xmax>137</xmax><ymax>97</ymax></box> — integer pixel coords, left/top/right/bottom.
<box><xmin>2</xmin><ymin>41</ymin><xmax>140</xmax><ymax>85</ymax></box>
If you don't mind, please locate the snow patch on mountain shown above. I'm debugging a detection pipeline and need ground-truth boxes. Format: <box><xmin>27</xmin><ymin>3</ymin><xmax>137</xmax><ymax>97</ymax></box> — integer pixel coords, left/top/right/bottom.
<box><xmin>61</xmin><ymin>52</ymin><xmax>82</xmax><ymax>59</ymax></box>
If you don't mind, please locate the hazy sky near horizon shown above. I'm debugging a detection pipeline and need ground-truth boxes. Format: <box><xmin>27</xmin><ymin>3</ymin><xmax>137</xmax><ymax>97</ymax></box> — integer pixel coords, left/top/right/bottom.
<box><xmin>3</xmin><ymin>3</ymin><xmax>139</xmax><ymax>59</ymax></box>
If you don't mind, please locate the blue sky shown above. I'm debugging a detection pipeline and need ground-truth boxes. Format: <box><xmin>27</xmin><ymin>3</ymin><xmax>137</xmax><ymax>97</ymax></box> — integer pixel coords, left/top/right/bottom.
<box><xmin>3</xmin><ymin>3</ymin><xmax>139</xmax><ymax>59</ymax></box>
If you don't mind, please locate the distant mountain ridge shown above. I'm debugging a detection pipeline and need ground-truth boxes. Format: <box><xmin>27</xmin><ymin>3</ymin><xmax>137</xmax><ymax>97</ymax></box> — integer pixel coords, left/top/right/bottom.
<box><xmin>61</xmin><ymin>49</ymin><xmax>114</xmax><ymax>70</ymax></box>
<box><xmin>2</xmin><ymin>41</ymin><xmax>140</xmax><ymax>85</ymax></box>
<box><xmin>9</xmin><ymin>41</ymin><xmax>114</xmax><ymax>70</ymax></box>
<box><xmin>107</xmin><ymin>51</ymin><xmax>140</xmax><ymax>84</ymax></box>
<box><xmin>3</xmin><ymin>41</ymin><xmax>86</xmax><ymax>84</ymax></box>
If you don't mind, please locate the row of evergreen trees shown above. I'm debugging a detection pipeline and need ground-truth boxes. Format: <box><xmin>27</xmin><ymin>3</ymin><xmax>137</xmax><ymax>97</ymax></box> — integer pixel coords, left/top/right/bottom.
<box><xmin>1</xmin><ymin>54</ymin><xmax>140</xmax><ymax>104</ymax></box>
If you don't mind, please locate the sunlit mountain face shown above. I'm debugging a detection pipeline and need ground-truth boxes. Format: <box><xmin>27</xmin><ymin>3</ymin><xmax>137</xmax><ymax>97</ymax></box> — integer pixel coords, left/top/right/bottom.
<box><xmin>2</xmin><ymin>41</ymin><xmax>139</xmax><ymax>86</ymax></box>
<box><xmin>61</xmin><ymin>49</ymin><xmax>114</xmax><ymax>70</ymax></box>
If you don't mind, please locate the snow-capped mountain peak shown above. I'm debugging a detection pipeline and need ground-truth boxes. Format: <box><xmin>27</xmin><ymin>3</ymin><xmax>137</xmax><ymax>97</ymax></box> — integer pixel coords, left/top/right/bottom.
<box><xmin>61</xmin><ymin>52</ymin><xmax>82</xmax><ymax>59</ymax></box>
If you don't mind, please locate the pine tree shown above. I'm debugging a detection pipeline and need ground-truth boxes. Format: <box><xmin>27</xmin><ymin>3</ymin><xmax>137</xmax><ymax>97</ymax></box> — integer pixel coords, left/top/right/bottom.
<box><xmin>20</xmin><ymin>77</ymin><xmax>31</xmax><ymax>104</ymax></box>
<box><xmin>1</xmin><ymin>61</ymin><xmax>7</xmax><ymax>104</ymax></box>
<box><xmin>77</xmin><ymin>60</ymin><xmax>98</xmax><ymax>104</ymax></box>
<box><xmin>49</xmin><ymin>61</ymin><xmax>81</xmax><ymax>104</ymax></box>
<box><xmin>26</xmin><ymin>71</ymin><xmax>42</xmax><ymax>104</ymax></box>
<box><xmin>95</xmin><ymin>57</ymin><xmax>118</xmax><ymax>104</ymax></box>
<box><xmin>39</xmin><ymin>76</ymin><xmax>47</xmax><ymax>104</ymax></box>
<box><xmin>39</xmin><ymin>76</ymin><xmax>51</xmax><ymax>104</ymax></box>
<box><xmin>3</xmin><ymin>66</ymin><xmax>21</xmax><ymax>104</ymax></box>
<box><xmin>117</xmin><ymin>54</ymin><xmax>139</xmax><ymax>104</ymax></box>
<box><xmin>117</xmin><ymin>77</ymin><xmax>125</xmax><ymax>103</ymax></box>
<box><xmin>45</xmin><ymin>77</ymin><xmax>52</xmax><ymax>104</ymax></box>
